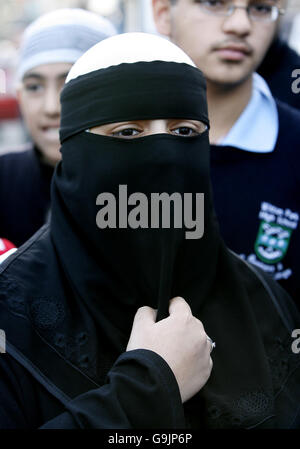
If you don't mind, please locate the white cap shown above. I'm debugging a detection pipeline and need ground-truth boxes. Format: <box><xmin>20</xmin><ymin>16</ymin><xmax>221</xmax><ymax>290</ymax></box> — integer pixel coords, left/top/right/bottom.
<box><xmin>66</xmin><ymin>32</ymin><xmax>196</xmax><ymax>83</ymax></box>
<box><xmin>18</xmin><ymin>8</ymin><xmax>117</xmax><ymax>81</ymax></box>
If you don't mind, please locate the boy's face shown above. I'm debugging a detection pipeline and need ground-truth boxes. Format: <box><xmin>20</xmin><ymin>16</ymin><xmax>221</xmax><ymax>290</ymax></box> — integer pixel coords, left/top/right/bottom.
<box><xmin>17</xmin><ymin>62</ymin><xmax>72</xmax><ymax>166</ymax></box>
<box><xmin>153</xmin><ymin>0</ymin><xmax>282</xmax><ymax>87</ymax></box>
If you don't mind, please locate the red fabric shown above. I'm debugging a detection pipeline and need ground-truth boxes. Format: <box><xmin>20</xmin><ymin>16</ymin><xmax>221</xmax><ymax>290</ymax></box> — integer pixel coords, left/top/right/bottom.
<box><xmin>0</xmin><ymin>238</ymin><xmax>16</xmax><ymax>255</ymax></box>
<box><xmin>0</xmin><ymin>97</ymin><xmax>20</xmax><ymax>120</ymax></box>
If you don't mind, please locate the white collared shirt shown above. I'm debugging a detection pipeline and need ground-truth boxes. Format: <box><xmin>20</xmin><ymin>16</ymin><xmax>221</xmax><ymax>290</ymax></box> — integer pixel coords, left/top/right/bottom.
<box><xmin>218</xmin><ymin>73</ymin><xmax>278</xmax><ymax>153</ymax></box>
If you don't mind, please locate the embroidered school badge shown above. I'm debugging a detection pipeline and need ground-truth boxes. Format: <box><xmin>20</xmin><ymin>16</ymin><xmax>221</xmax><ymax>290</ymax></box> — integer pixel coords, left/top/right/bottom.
<box><xmin>254</xmin><ymin>221</ymin><xmax>292</xmax><ymax>264</ymax></box>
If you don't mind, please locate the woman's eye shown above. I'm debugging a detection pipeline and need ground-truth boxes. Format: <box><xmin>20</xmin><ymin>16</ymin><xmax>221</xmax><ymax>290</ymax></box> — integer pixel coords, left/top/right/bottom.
<box><xmin>172</xmin><ymin>127</ymin><xmax>198</xmax><ymax>137</ymax></box>
<box><xmin>112</xmin><ymin>128</ymin><xmax>141</xmax><ymax>138</ymax></box>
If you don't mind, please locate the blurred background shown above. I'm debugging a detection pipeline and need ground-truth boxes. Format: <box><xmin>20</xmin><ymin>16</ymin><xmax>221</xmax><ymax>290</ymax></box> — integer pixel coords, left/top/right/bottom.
<box><xmin>0</xmin><ymin>0</ymin><xmax>300</xmax><ymax>154</ymax></box>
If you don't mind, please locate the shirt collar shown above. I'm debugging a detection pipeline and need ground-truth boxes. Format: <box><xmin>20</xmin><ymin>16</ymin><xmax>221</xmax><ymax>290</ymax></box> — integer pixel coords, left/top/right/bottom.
<box><xmin>217</xmin><ymin>73</ymin><xmax>278</xmax><ymax>153</ymax></box>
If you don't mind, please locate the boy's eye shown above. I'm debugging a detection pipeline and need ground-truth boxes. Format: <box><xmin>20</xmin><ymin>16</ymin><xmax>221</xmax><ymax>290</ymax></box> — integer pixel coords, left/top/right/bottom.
<box><xmin>250</xmin><ymin>3</ymin><xmax>272</xmax><ymax>14</ymax></box>
<box><xmin>112</xmin><ymin>128</ymin><xmax>141</xmax><ymax>138</ymax></box>
<box><xmin>24</xmin><ymin>83</ymin><xmax>44</xmax><ymax>93</ymax></box>
<box><xmin>196</xmin><ymin>0</ymin><xmax>227</xmax><ymax>8</ymax></box>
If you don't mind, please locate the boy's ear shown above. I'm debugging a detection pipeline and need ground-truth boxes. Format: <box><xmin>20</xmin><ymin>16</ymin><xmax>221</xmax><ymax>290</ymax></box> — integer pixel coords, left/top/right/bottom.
<box><xmin>16</xmin><ymin>86</ymin><xmax>21</xmax><ymax>102</ymax></box>
<box><xmin>152</xmin><ymin>0</ymin><xmax>173</xmax><ymax>37</ymax></box>
<box><xmin>16</xmin><ymin>85</ymin><xmax>23</xmax><ymax>108</ymax></box>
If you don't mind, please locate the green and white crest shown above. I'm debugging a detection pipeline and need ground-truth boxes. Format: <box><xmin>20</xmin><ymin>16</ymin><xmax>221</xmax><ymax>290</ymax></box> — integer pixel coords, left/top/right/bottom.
<box><xmin>254</xmin><ymin>221</ymin><xmax>292</xmax><ymax>264</ymax></box>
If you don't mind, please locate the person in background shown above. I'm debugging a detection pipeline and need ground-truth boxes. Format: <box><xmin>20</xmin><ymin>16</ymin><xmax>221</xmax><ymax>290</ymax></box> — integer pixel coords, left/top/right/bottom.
<box><xmin>0</xmin><ymin>32</ymin><xmax>298</xmax><ymax>429</ymax></box>
<box><xmin>0</xmin><ymin>8</ymin><xmax>116</xmax><ymax>247</ymax></box>
<box><xmin>152</xmin><ymin>0</ymin><xmax>300</xmax><ymax>308</ymax></box>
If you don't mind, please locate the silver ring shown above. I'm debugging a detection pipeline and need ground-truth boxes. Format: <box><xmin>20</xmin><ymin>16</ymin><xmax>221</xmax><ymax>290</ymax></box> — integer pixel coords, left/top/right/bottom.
<box><xmin>207</xmin><ymin>336</ymin><xmax>216</xmax><ymax>352</ymax></box>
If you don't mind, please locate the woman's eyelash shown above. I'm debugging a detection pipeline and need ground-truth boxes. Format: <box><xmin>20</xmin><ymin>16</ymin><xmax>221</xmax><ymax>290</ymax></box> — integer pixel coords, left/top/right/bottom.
<box><xmin>112</xmin><ymin>128</ymin><xmax>141</xmax><ymax>136</ymax></box>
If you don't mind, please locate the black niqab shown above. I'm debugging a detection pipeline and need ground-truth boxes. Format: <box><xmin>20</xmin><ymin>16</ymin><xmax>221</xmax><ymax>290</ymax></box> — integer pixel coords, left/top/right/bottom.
<box><xmin>45</xmin><ymin>61</ymin><xmax>299</xmax><ymax>427</ymax></box>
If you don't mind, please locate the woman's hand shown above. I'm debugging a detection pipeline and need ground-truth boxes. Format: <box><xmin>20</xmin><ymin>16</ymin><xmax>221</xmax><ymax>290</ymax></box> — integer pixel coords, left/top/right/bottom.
<box><xmin>126</xmin><ymin>296</ymin><xmax>213</xmax><ymax>403</ymax></box>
